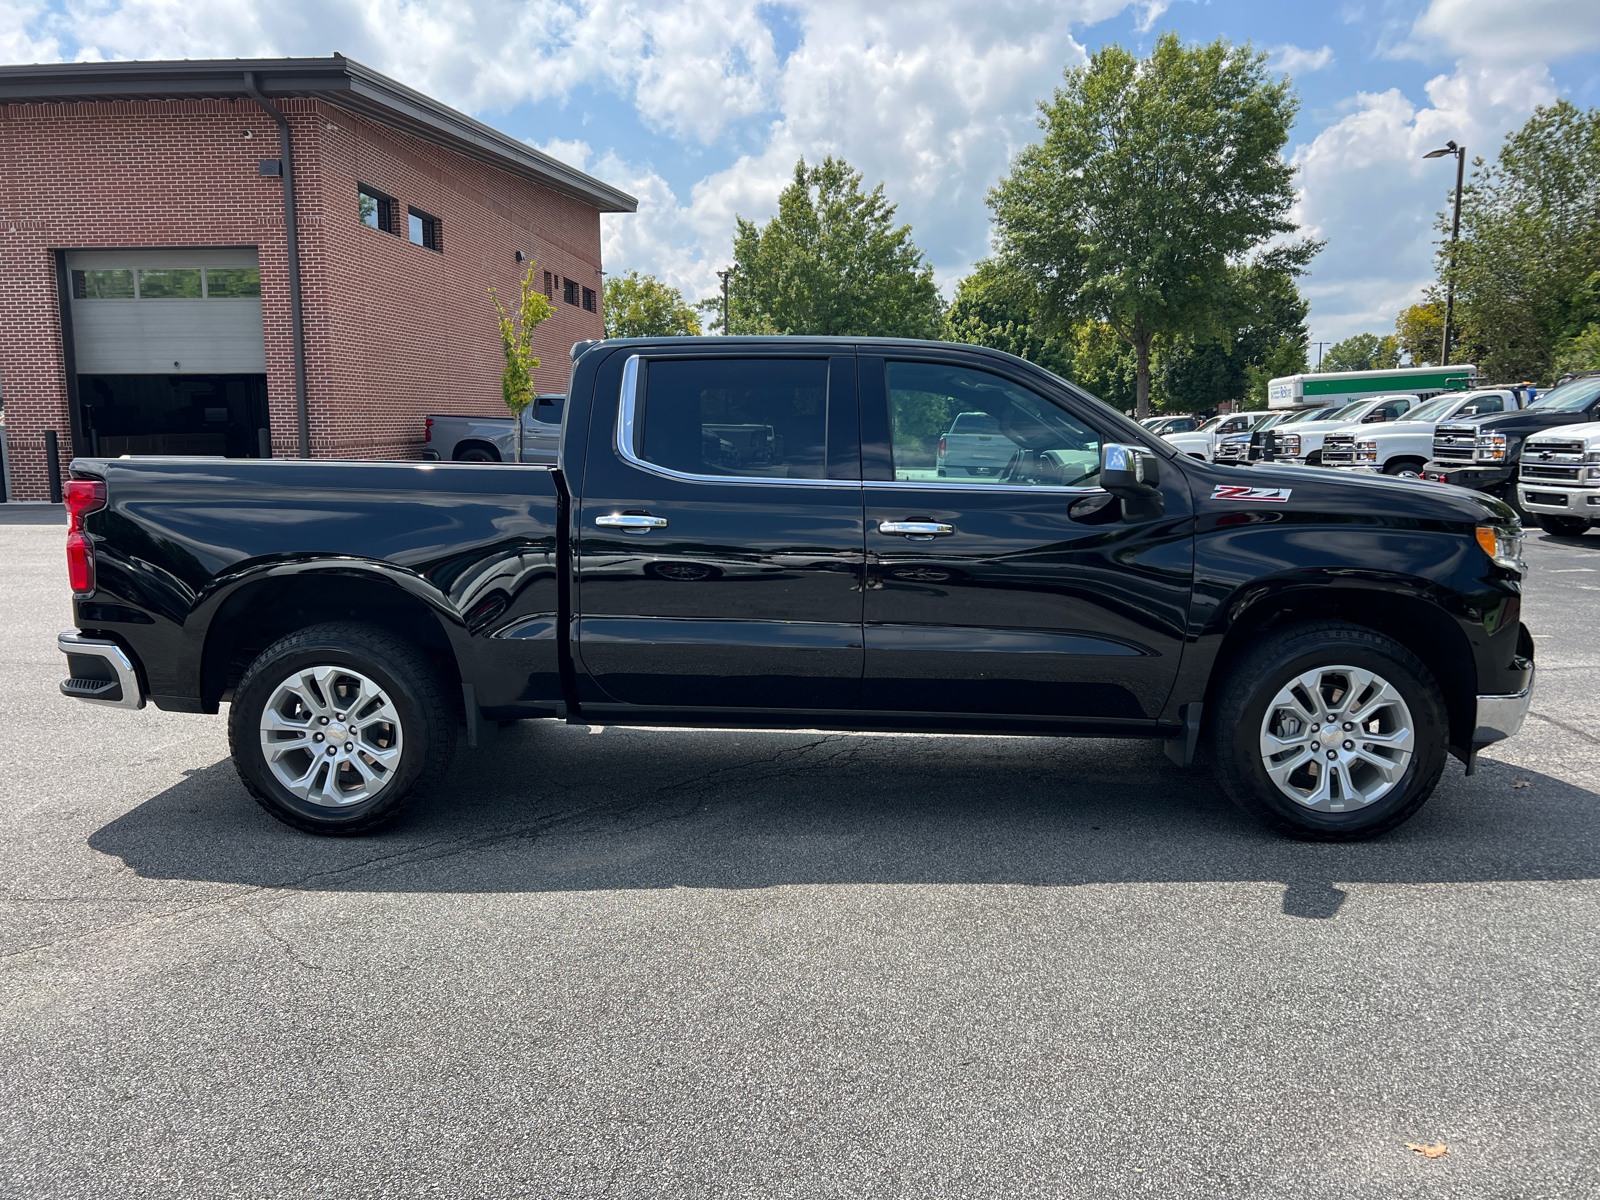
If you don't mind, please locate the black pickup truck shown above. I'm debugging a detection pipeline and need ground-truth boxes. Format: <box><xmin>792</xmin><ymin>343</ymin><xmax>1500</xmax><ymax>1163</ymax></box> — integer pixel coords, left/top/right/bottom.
<box><xmin>1423</xmin><ymin>372</ymin><xmax>1600</xmax><ymax>505</ymax></box>
<box><xmin>58</xmin><ymin>337</ymin><xmax>1535</xmax><ymax>841</ymax></box>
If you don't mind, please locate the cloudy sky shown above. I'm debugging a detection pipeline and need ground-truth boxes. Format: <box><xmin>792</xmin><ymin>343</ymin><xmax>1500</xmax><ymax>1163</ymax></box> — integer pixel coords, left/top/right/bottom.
<box><xmin>6</xmin><ymin>0</ymin><xmax>1599</xmax><ymax>344</ymax></box>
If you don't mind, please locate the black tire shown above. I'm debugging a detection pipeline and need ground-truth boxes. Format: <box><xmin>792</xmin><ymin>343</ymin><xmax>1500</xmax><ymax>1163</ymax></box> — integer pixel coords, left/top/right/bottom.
<box><xmin>1537</xmin><ymin>514</ymin><xmax>1590</xmax><ymax>537</ymax></box>
<box><xmin>227</xmin><ymin>622</ymin><xmax>457</xmax><ymax>835</ymax></box>
<box><xmin>454</xmin><ymin>445</ymin><xmax>499</xmax><ymax>463</ymax></box>
<box><xmin>1209</xmin><ymin>621</ymin><xmax>1448</xmax><ymax>841</ymax></box>
<box><xmin>1383</xmin><ymin>458</ymin><xmax>1425</xmax><ymax>477</ymax></box>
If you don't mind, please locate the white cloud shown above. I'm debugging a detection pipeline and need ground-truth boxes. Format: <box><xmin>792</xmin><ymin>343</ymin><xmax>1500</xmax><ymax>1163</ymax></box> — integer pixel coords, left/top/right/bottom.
<box><xmin>1289</xmin><ymin>61</ymin><xmax>1557</xmax><ymax>341</ymax></box>
<box><xmin>1270</xmin><ymin>44</ymin><xmax>1333</xmax><ymax>74</ymax></box>
<box><xmin>1413</xmin><ymin>0</ymin><xmax>1600</xmax><ymax>63</ymax></box>
<box><xmin>1</xmin><ymin>0</ymin><xmax>61</xmax><ymax>61</ymax></box>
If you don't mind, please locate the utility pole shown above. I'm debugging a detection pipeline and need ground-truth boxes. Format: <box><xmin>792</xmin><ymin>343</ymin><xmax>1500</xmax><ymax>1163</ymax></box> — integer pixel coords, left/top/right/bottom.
<box><xmin>1424</xmin><ymin>140</ymin><xmax>1466</xmax><ymax>365</ymax></box>
<box><xmin>1312</xmin><ymin>341</ymin><xmax>1330</xmax><ymax>370</ymax></box>
<box><xmin>716</xmin><ymin>265</ymin><xmax>737</xmax><ymax>335</ymax></box>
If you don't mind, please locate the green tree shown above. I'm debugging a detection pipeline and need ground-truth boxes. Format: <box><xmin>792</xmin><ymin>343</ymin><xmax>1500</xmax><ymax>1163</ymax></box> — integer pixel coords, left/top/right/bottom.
<box><xmin>1553</xmin><ymin>324</ymin><xmax>1600</xmax><ymax>377</ymax></box>
<box><xmin>1395</xmin><ymin>301</ymin><xmax>1445</xmax><ymax>365</ymax></box>
<box><xmin>603</xmin><ymin>271</ymin><xmax>702</xmax><ymax>337</ymax></box>
<box><xmin>942</xmin><ymin>261</ymin><xmax>1074</xmax><ymax>378</ymax></box>
<box><xmin>725</xmin><ymin>156</ymin><xmax>941</xmax><ymax>337</ymax></box>
<box><xmin>1442</xmin><ymin>101</ymin><xmax>1600</xmax><ymax>382</ymax></box>
<box><xmin>989</xmin><ymin>32</ymin><xmax>1318</xmax><ymax>417</ymax></box>
<box><xmin>1319</xmin><ymin>332</ymin><xmax>1402</xmax><ymax>373</ymax></box>
<box><xmin>489</xmin><ymin>265</ymin><xmax>554</xmax><ymax>463</ymax></box>
<box><xmin>1163</xmin><ymin>266</ymin><xmax>1310</xmax><ymax>411</ymax></box>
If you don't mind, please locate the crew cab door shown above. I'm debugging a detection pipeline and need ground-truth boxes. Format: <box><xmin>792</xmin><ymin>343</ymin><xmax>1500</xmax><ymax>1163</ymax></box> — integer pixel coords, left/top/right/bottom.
<box><xmin>858</xmin><ymin>354</ymin><xmax>1192</xmax><ymax>722</ymax></box>
<box><xmin>577</xmin><ymin>350</ymin><xmax>865</xmax><ymax>710</ymax></box>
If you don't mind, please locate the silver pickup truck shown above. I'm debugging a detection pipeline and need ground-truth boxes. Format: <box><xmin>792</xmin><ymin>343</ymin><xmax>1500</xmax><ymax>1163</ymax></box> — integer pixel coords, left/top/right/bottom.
<box><xmin>423</xmin><ymin>394</ymin><xmax>565</xmax><ymax>463</ymax></box>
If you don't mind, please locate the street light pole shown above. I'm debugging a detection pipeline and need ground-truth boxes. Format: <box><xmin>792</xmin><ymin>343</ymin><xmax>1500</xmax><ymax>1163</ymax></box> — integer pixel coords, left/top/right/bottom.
<box><xmin>716</xmin><ymin>265</ymin><xmax>737</xmax><ymax>335</ymax></box>
<box><xmin>1425</xmin><ymin>141</ymin><xmax>1466</xmax><ymax>366</ymax></box>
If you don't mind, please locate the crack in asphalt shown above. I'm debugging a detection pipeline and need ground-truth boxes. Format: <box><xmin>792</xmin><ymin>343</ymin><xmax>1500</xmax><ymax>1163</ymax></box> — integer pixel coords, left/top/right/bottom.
<box><xmin>1529</xmin><ymin>709</ymin><xmax>1600</xmax><ymax>749</ymax></box>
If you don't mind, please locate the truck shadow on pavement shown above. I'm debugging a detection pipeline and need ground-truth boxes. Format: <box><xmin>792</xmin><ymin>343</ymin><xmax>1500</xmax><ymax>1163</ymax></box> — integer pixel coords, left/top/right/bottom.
<box><xmin>88</xmin><ymin>723</ymin><xmax>1600</xmax><ymax>919</ymax></box>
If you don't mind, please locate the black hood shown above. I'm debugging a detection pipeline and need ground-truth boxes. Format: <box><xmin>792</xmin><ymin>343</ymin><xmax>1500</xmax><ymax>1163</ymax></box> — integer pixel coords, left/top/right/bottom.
<box><xmin>1197</xmin><ymin>459</ymin><xmax>1519</xmax><ymax>525</ymax></box>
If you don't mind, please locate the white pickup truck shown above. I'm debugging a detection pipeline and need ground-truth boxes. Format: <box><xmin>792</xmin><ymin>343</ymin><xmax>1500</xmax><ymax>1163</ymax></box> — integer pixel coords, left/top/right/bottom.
<box><xmin>423</xmin><ymin>394</ymin><xmax>565</xmax><ymax>463</ymax></box>
<box><xmin>1518</xmin><ymin>420</ymin><xmax>1600</xmax><ymax>536</ymax></box>
<box><xmin>1163</xmin><ymin>411</ymin><xmax>1273</xmax><ymax>461</ymax></box>
<box><xmin>1322</xmin><ymin>388</ymin><xmax>1533</xmax><ymax>477</ymax></box>
<box><xmin>1271</xmin><ymin>394</ymin><xmax>1420</xmax><ymax>466</ymax></box>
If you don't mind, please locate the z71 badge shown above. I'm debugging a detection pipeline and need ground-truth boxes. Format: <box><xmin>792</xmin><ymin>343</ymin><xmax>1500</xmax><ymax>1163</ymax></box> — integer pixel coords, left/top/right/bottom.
<box><xmin>1211</xmin><ymin>484</ymin><xmax>1292</xmax><ymax>503</ymax></box>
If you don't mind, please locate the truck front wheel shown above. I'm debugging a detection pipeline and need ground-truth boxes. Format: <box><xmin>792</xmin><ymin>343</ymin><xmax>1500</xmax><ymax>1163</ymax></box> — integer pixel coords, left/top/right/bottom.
<box><xmin>1209</xmin><ymin>622</ymin><xmax>1448</xmax><ymax>841</ymax></box>
<box><xmin>1537</xmin><ymin>515</ymin><xmax>1590</xmax><ymax>537</ymax></box>
<box><xmin>227</xmin><ymin>622</ymin><xmax>458</xmax><ymax>835</ymax></box>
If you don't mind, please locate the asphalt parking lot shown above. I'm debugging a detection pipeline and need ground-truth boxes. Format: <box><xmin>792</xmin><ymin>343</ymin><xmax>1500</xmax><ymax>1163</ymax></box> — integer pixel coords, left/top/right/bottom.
<box><xmin>2</xmin><ymin>506</ymin><xmax>1598</xmax><ymax>1199</ymax></box>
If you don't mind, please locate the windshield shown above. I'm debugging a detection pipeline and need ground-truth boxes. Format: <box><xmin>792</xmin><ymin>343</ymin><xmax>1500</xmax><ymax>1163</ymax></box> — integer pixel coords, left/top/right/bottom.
<box><xmin>1532</xmin><ymin>377</ymin><xmax>1600</xmax><ymax>412</ymax></box>
<box><xmin>1405</xmin><ymin>394</ymin><xmax>1466</xmax><ymax>423</ymax></box>
<box><xmin>1325</xmin><ymin>400</ymin><xmax>1375</xmax><ymax>421</ymax></box>
<box><xmin>1196</xmin><ymin>417</ymin><xmax>1222</xmax><ymax>433</ymax></box>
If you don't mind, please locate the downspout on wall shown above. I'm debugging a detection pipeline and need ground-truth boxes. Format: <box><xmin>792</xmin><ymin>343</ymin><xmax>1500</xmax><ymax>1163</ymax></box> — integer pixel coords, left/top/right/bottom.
<box><xmin>243</xmin><ymin>72</ymin><xmax>310</xmax><ymax>458</ymax></box>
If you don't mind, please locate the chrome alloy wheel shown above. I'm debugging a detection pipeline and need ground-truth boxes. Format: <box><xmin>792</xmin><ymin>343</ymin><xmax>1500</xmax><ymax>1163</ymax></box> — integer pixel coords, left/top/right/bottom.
<box><xmin>1258</xmin><ymin>665</ymin><xmax>1415</xmax><ymax>812</ymax></box>
<box><xmin>259</xmin><ymin>665</ymin><xmax>404</xmax><ymax>808</ymax></box>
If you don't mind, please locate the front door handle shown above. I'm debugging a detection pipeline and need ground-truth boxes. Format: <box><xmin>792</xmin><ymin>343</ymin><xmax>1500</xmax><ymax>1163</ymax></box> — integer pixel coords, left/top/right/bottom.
<box><xmin>596</xmin><ymin>513</ymin><xmax>668</xmax><ymax>533</ymax></box>
<box><xmin>878</xmin><ymin>521</ymin><xmax>955</xmax><ymax>538</ymax></box>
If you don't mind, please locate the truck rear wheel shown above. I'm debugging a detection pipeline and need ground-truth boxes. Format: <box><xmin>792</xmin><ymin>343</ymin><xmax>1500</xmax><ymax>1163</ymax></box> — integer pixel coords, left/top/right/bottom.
<box><xmin>227</xmin><ymin>622</ymin><xmax>457</xmax><ymax>835</ymax></box>
<box><xmin>1209</xmin><ymin>622</ymin><xmax>1447</xmax><ymax>841</ymax></box>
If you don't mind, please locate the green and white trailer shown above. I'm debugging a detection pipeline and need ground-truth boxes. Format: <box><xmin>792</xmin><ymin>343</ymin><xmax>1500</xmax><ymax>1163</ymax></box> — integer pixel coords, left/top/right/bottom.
<box><xmin>1267</xmin><ymin>365</ymin><xmax>1477</xmax><ymax>411</ymax></box>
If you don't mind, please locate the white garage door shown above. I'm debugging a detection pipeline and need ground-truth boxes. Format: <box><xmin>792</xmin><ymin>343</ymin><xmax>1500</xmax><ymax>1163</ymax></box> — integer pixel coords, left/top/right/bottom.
<box><xmin>66</xmin><ymin>248</ymin><xmax>267</xmax><ymax>374</ymax></box>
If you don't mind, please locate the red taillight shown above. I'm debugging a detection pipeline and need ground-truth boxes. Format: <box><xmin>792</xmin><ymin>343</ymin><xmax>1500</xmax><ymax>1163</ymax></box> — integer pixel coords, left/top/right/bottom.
<box><xmin>424</xmin><ymin>418</ymin><xmax>433</xmax><ymax>443</ymax></box>
<box><xmin>64</xmin><ymin>479</ymin><xmax>105</xmax><ymax>595</ymax></box>
<box><xmin>938</xmin><ymin>436</ymin><xmax>946</xmax><ymax>456</ymax></box>
<box><xmin>67</xmin><ymin>532</ymin><xmax>94</xmax><ymax>592</ymax></box>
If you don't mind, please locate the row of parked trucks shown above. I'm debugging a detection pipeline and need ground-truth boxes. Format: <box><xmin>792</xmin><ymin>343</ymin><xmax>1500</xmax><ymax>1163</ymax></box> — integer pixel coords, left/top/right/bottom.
<box><xmin>1156</xmin><ymin>365</ymin><xmax>1600</xmax><ymax>536</ymax></box>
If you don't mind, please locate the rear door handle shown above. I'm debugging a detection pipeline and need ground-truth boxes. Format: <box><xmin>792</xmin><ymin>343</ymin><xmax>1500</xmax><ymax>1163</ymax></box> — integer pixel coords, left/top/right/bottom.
<box><xmin>596</xmin><ymin>513</ymin><xmax>668</xmax><ymax>533</ymax></box>
<box><xmin>878</xmin><ymin>521</ymin><xmax>954</xmax><ymax>538</ymax></box>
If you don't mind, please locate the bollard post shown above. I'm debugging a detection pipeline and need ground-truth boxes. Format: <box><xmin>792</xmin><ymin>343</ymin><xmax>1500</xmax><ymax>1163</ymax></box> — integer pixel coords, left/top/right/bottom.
<box><xmin>45</xmin><ymin>429</ymin><xmax>63</xmax><ymax>504</ymax></box>
<box><xmin>258</xmin><ymin>428</ymin><xmax>272</xmax><ymax>460</ymax></box>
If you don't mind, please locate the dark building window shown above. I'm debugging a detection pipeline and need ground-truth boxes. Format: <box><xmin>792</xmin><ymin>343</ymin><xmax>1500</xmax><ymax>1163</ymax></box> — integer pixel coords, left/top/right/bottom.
<box><xmin>359</xmin><ymin>185</ymin><xmax>394</xmax><ymax>234</ymax></box>
<box><xmin>582</xmin><ymin>287</ymin><xmax>597</xmax><ymax>313</ymax></box>
<box><xmin>408</xmin><ymin>208</ymin><xmax>441</xmax><ymax>252</ymax></box>
<box><xmin>563</xmin><ymin>278</ymin><xmax>580</xmax><ymax>306</ymax></box>
<box><xmin>543</xmin><ymin>271</ymin><xmax>554</xmax><ymax>299</ymax></box>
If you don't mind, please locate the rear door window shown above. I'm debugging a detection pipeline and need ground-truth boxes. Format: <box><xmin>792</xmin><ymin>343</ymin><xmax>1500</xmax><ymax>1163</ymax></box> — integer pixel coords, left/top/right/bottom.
<box><xmin>637</xmin><ymin>358</ymin><xmax>828</xmax><ymax>479</ymax></box>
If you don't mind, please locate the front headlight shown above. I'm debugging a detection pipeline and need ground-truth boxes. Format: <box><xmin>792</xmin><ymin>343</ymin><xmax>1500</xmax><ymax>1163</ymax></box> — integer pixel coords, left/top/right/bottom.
<box><xmin>1476</xmin><ymin>525</ymin><xmax>1525</xmax><ymax>571</ymax></box>
<box><xmin>1475</xmin><ymin>432</ymin><xmax>1508</xmax><ymax>462</ymax></box>
<box><xmin>1586</xmin><ymin>450</ymin><xmax>1600</xmax><ymax>462</ymax></box>
<box><xmin>1588</xmin><ymin>466</ymin><xmax>1600</xmax><ymax>482</ymax></box>
<box><xmin>1355</xmin><ymin>439</ymin><xmax>1378</xmax><ymax>462</ymax></box>
<box><xmin>1279</xmin><ymin>434</ymin><xmax>1301</xmax><ymax>455</ymax></box>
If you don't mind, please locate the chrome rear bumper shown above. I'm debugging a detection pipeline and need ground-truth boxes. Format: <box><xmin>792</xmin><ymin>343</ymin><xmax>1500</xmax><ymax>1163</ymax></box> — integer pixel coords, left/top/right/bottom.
<box><xmin>59</xmin><ymin>631</ymin><xmax>145</xmax><ymax>710</ymax></box>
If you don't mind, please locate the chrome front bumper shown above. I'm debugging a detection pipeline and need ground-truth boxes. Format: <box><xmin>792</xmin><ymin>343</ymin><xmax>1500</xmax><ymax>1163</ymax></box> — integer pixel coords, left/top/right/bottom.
<box><xmin>59</xmin><ymin>631</ymin><xmax>145</xmax><ymax>710</ymax></box>
<box><xmin>1473</xmin><ymin>665</ymin><xmax>1535</xmax><ymax>745</ymax></box>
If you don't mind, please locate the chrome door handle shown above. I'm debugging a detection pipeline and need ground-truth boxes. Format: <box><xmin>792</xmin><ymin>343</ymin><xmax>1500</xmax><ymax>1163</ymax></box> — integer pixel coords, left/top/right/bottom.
<box><xmin>596</xmin><ymin>513</ymin><xmax>668</xmax><ymax>533</ymax></box>
<box><xmin>878</xmin><ymin>521</ymin><xmax>954</xmax><ymax>537</ymax></box>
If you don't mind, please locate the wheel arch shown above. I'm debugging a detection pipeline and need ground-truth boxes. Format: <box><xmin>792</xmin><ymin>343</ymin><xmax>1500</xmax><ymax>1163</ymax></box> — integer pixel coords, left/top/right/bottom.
<box><xmin>200</xmin><ymin>566</ymin><xmax>467</xmax><ymax>711</ymax></box>
<box><xmin>1203</xmin><ymin>579</ymin><xmax>1478</xmax><ymax>758</ymax></box>
<box><xmin>452</xmin><ymin>439</ymin><xmax>502</xmax><ymax>462</ymax></box>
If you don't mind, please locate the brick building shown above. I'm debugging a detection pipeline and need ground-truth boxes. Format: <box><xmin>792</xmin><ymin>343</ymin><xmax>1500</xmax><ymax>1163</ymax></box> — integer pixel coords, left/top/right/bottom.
<box><xmin>0</xmin><ymin>56</ymin><xmax>635</xmax><ymax>501</ymax></box>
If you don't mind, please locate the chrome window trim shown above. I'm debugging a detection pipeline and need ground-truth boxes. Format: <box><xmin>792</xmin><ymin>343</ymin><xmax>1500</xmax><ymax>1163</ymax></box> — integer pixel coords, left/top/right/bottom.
<box><xmin>616</xmin><ymin>353</ymin><xmax>860</xmax><ymax>490</ymax></box>
<box><xmin>617</xmin><ymin>352</ymin><xmax>1109</xmax><ymax>496</ymax></box>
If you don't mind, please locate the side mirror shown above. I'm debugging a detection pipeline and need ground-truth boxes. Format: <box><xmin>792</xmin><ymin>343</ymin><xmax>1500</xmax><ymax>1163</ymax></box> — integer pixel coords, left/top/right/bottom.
<box><xmin>1362</xmin><ymin>412</ymin><xmax>1386</xmax><ymax>423</ymax></box>
<box><xmin>1102</xmin><ymin>443</ymin><xmax>1159</xmax><ymax>494</ymax></box>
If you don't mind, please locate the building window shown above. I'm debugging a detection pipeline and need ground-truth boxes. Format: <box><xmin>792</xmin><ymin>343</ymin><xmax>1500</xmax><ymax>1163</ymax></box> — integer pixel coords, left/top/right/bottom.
<box><xmin>359</xmin><ymin>185</ymin><xmax>394</xmax><ymax>234</ymax></box>
<box><xmin>563</xmin><ymin>278</ymin><xmax>580</xmax><ymax>306</ymax></box>
<box><xmin>543</xmin><ymin>271</ymin><xmax>554</xmax><ymax>299</ymax></box>
<box><xmin>582</xmin><ymin>287</ymin><xmax>597</xmax><ymax>313</ymax></box>
<box><xmin>204</xmin><ymin>268</ymin><xmax>261</xmax><ymax>298</ymax></box>
<box><xmin>71</xmin><ymin>269</ymin><xmax>134</xmax><ymax>299</ymax></box>
<box><xmin>409</xmin><ymin>208</ymin><xmax>441</xmax><ymax>252</ymax></box>
<box><xmin>137</xmin><ymin>268</ymin><xmax>203</xmax><ymax>299</ymax></box>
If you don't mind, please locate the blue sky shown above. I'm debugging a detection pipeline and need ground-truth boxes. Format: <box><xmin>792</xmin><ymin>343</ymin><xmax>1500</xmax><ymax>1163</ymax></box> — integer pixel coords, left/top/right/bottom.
<box><xmin>6</xmin><ymin>0</ymin><xmax>1599</xmax><ymax>346</ymax></box>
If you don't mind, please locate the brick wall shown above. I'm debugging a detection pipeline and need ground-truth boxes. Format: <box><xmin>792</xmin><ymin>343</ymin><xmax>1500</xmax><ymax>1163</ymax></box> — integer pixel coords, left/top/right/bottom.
<box><xmin>0</xmin><ymin>96</ymin><xmax>606</xmax><ymax>500</ymax></box>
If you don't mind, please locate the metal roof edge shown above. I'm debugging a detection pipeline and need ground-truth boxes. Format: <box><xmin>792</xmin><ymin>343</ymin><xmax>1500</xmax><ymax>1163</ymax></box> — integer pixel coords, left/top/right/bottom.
<box><xmin>0</xmin><ymin>55</ymin><xmax>638</xmax><ymax>214</ymax></box>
